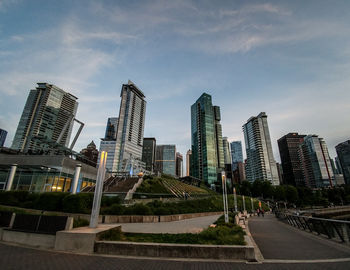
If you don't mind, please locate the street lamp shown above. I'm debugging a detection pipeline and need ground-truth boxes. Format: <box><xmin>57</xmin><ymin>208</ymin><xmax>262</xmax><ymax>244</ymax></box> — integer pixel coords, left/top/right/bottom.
<box><xmin>233</xmin><ymin>187</ymin><xmax>238</xmax><ymax>212</ymax></box>
<box><xmin>222</xmin><ymin>171</ymin><xmax>229</xmax><ymax>223</ymax></box>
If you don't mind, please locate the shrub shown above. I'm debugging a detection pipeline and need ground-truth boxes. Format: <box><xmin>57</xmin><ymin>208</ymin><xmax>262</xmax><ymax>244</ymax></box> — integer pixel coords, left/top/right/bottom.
<box><xmin>124</xmin><ymin>203</ymin><xmax>152</xmax><ymax>215</ymax></box>
<box><xmin>101</xmin><ymin>195</ymin><xmax>121</xmax><ymax>207</ymax></box>
<box><xmin>62</xmin><ymin>193</ymin><xmax>94</xmax><ymax>214</ymax></box>
<box><xmin>102</xmin><ymin>203</ymin><xmax>125</xmax><ymax>215</ymax></box>
<box><xmin>33</xmin><ymin>192</ymin><xmax>69</xmax><ymax>211</ymax></box>
<box><xmin>73</xmin><ymin>217</ymin><xmax>89</xmax><ymax>228</ymax></box>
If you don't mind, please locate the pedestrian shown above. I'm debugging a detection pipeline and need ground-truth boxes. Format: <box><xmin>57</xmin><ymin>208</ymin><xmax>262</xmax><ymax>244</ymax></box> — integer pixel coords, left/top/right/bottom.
<box><xmin>257</xmin><ymin>208</ymin><xmax>260</xmax><ymax>217</ymax></box>
<box><xmin>261</xmin><ymin>208</ymin><xmax>265</xmax><ymax>217</ymax></box>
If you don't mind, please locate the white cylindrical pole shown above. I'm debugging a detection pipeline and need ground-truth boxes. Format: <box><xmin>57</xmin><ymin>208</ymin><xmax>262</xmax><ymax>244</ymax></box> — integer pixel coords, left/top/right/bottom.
<box><xmin>90</xmin><ymin>151</ymin><xmax>107</xmax><ymax>228</ymax></box>
<box><xmin>6</xmin><ymin>164</ymin><xmax>17</xmax><ymax>191</ymax></box>
<box><xmin>222</xmin><ymin>171</ymin><xmax>228</xmax><ymax>223</ymax></box>
<box><xmin>233</xmin><ymin>187</ymin><xmax>238</xmax><ymax>212</ymax></box>
<box><xmin>243</xmin><ymin>195</ymin><xmax>246</xmax><ymax>213</ymax></box>
<box><xmin>71</xmin><ymin>164</ymin><xmax>82</xmax><ymax>194</ymax></box>
<box><xmin>251</xmin><ymin>197</ymin><xmax>254</xmax><ymax>213</ymax></box>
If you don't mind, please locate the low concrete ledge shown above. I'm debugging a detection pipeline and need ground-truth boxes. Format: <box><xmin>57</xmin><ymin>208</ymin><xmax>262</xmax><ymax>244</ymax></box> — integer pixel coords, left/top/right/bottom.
<box><xmin>94</xmin><ymin>241</ymin><xmax>255</xmax><ymax>261</ymax></box>
<box><xmin>1</xmin><ymin>229</ymin><xmax>56</xmax><ymax>249</ymax></box>
<box><xmin>55</xmin><ymin>224</ymin><xmax>121</xmax><ymax>254</ymax></box>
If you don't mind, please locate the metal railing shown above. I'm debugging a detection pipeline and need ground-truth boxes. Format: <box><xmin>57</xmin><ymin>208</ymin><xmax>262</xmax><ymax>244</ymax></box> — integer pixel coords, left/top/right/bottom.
<box><xmin>275</xmin><ymin>211</ymin><xmax>350</xmax><ymax>244</ymax></box>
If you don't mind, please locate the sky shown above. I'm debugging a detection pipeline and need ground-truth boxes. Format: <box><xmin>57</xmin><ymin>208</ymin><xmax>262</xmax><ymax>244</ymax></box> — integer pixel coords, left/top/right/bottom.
<box><xmin>0</xmin><ymin>0</ymin><xmax>350</xmax><ymax>165</ymax></box>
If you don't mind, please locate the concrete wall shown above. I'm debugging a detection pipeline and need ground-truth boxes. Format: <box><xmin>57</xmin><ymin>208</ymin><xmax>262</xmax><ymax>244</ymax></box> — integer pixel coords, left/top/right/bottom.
<box><xmin>95</xmin><ymin>241</ymin><xmax>255</xmax><ymax>260</ymax></box>
<box><xmin>1</xmin><ymin>229</ymin><xmax>56</xmax><ymax>249</ymax></box>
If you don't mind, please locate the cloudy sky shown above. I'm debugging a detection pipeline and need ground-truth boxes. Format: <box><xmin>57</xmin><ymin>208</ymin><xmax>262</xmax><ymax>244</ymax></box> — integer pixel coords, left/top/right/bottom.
<box><xmin>0</xmin><ymin>0</ymin><xmax>349</xmax><ymax>163</ymax></box>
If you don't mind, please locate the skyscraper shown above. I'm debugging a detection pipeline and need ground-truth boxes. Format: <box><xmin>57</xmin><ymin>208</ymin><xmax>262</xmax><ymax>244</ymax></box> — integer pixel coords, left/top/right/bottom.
<box><xmin>11</xmin><ymin>83</ymin><xmax>78</xmax><ymax>152</ymax></box>
<box><xmin>142</xmin><ymin>137</ymin><xmax>156</xmax><ymax>172</ymax></box>
<box><xmin>155</xmin><ymin>145</ymin><xmax>176</xmax><ymax>176</ymax></box>
<box><xmin>98</xmin><ymin>118</ymin><xmax>118</xmax><ymax>171</ymax></box>
<box><xmin>335</xmin><ymin>140</ymin><xmax>350</xmax><ymax>185</ymax></box>
<box><xmin>191</xmin><ymin>93</ymin><xmax>224</xmax><ymax>185</ymax></box>
<box><xmin>299</xmin><ymin>135</ymin><xmax>334</xmax><ymax>188</ymax></box>
<box><xmin>243</xmin><ymin>112</ymin><xmax>279</xmax><ymax>185</ymax></box>
<box><xmin>104</xmin><ymin>117</ymin><xmax>118</xmax><ymax>140</ymax></box>
<box><xmin>176</xmin><ymin>152</ymin><xmax>183</xmax><ymax>177</ymax></box>
<box><xmin>0</xmin><ymin>128</ymin><xmax>7</xmax><ymax>147</ymax></box>
<box><xmin>230</xmin><ymin>141</ymin><xmax>243</xmax><ymax>171</ymax></box>
<box><xmin>277</xmin><ymin>133</ymin><xmax>306</xmax><ymax>186</ymax></box>
<box><xmin>114</xmin><ymin>80</ymin><xmax>146</xmax><ymax>172</ymax></box>
<box><xmin>222</xmin><ymin>137</ymin><xmax>232</xmax><ymax>165</ymax></box>
<box><xmin>186</xmin><ymin>149</ymin><xmax>192</xmax><ymax>176</ymax></box>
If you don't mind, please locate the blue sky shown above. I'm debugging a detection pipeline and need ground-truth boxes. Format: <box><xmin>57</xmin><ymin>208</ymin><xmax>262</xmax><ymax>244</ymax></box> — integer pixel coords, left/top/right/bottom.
<box><xmin>1</xmin><ymin>0</ymin><xmax>350</xmax><ymax>163</ymax></box>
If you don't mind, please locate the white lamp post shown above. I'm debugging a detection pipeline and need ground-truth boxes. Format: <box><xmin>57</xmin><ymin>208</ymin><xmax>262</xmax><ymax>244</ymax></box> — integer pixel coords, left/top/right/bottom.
<box><xmin>233</xmin><ymin>187</ymin><xmax>238</xmax><ymax>212</ymax></box>
<box><xmin>222</xmin><ymin>171</ymin><xmax>229</xmax><ymax>223</ymax></box>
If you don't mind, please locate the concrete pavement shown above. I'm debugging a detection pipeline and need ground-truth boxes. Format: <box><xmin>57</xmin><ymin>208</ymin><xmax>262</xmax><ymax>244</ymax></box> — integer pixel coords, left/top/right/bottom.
<box><xmin>248</xmin><ymin>213</ymin><xmax>350</xmax><ymax>260</ymax></box>
<box><xmin>119</xmin><ymin>214</ymin><xmax>222</xmax><ymax>233</ymax></box>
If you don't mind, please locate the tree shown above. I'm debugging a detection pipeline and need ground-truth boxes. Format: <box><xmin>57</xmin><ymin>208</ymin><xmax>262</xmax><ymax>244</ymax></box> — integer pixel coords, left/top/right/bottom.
<box><xmin>285</xmin><ymin>185</ymin><xmax>298</xmax><ymax>204</ymax></box>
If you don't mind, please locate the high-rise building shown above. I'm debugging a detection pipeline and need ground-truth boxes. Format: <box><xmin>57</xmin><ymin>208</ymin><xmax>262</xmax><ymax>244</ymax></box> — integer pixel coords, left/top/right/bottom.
<box><xmin>243</xmin><ymin>112</ymin><xmax>279</xmax><ymax>185</ymax></box>
<box><xmin>98</xmin><ymin>118</ymin><xmax>118</xmax><ymax>171</ymax></box>
<box><xmin>105</xmin><ymin>117</ymin><xmax>118</xmax><ymax>140</ymax></box>
<box><xmin>11</xmin><ymin>83</ymin><xmax>78</xmax><ymax>152</ymax></box>
<box><xmin>0</xmin><ymin>128</ymin><xmax>7</xmax><ymax>147</ymax></box>
<box><xmin>222</xmin><ymin>137</ymin><xmax>232</xmax><ymax>165</ymax></box>
<box><xmin>142</xmin><ymin>137</ymin><xmax>156</xmax><ymax>172</ymax></box>
<box><xmin>113</xmin><ymin>80</ymin><xmax>146</xmax><ymax>172</ymax></box>
<box><xmin>191</xmin><ymin>93</ymin><xmax>224</xmax><ymax>185</ymax></box>
<box><xmin>176</xmin><ymin>152</ymin><xmax>183</xmax><ymax>177</ymax></box>
<box><xmin>299</xmin><ymin>135</ymin><xmax>334</xmax><ymax>188</ymax></box>
<box><xmin>335</xmin><ymin>156</ymin><xmax>343</xmax><ymax>175</ymax></box>
<box><xmin>335</xmin><ymin>140</ymin><xmax>350</xmax><ymax>185</ymax></box>
<box><xmin>186</xmin><ymin>149</ymin><xmax>192</xmax><ymax>176</ymax></box>
<box><xmin>230</xmin><ymin>141</ymin><xmax>243</xmax><ymax>171</ymax></box>
<box><xmin>155</xmin><ymin>145</ymin><xmax>176</xmax><ymax>176</ymax></box>
<box><xmin>277</xmin><ymin>133</ymin><xmax>306</xmax><ymax>186</ymax></box>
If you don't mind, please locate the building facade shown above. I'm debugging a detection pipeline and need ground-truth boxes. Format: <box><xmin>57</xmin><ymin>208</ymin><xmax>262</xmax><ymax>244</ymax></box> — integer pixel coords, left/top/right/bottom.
<box><xmin>277</xmin><ymin>133</ymin><xmax>306</xmax><ymax>186</ymax></box>
<box><xmin>104</xmin><ymin>117</ymin><xmax>118</xmax><ymax>140</ymax></box>
<box><xmin>11</xmin><ymin>83</ymin><xmax>78</xmax><ymax>152</ymax></box>
<box><xmin>98</xmin><ymin>118</ymin><xmax>118</xmax><ymax>172</ymax></box>
<box><xmin>186</xmin><ymin>149</ymin><xmax>192</xmax><ymax>176</ymax></box>
<box><xmin>155</xmin><ymin>145</ymin><xmax>176</xmax><ymax>176</ymax></box>
<box><xmin>230</xmin><ymin>141</ymin><xmax>243</xmax><ymax>171</ymax></box>
<box><xmin>299</xmin><ymin>135</ymin><xmax>334</xmax><ymax>188</ymax></box>
<box><xmin>243</xmin><ymin>112</ymin><xmax>279</xmax><ymax>185</ymax></box>
<box><xmin>80</xmin><ymin>141</ymin><xmax>99</xmax><ymax>164</ymax></box>
<box><xmin>112</xmin><ymin>81</ymin><xmax>146</xmax><ymax>172</ymax></box>
<box><xmin>335</xmin><ymin>140</ymin><xmax>350</xmax><ymax>185</ymax></box>
<box><xmin>0</xmin><ymin>128</ymin><xmax>7</xmax><ymax>147</ymax></box>
<box><xmin>191</xmin><ymin>93</ymin><xmax>224</xmax><ymax>185</ymax></box>
<box><xmin>176</xmin><ymin>152</ymin><xmax>183</xmax><ymax>177</ymax></box>
<box><xmin>142</xmin><ymin>137</ymin><xmax>156</xmax><ymax>173</ymax></box>
<box><xmin>222</xmin><ymin>137</ymin><xmax>232</xmax><ymax>165</ymax></box>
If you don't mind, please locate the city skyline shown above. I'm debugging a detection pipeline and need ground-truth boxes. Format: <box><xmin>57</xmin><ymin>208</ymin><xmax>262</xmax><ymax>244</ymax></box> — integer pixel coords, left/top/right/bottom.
<box><xmin>1</xmin><ymin>0</ymin><xmax>350</xmax><ymax>163</ymax></box>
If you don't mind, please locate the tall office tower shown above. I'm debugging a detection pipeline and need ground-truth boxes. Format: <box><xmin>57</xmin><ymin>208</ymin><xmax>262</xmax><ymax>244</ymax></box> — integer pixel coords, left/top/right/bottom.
<box><xmin>11</xmin><ymin>83</ymin><xmax>78</xmax><ymax>152</ymax></box>
<box><xmin>243</xmin><ymin>112</ymin><xmax>279</xmax><ymax>185</ymax></box>
<box><xmin>176</xmin><ymin>152</ymin><xmax>183</xmax><ymax>177</ymax></box>
<box><xmin>191</xmin><ymin>93</ymin><xmax>224</xmax><ymax>185</ymax></box>
<box><xmin>0</xmin><ymin>128</ymin><xmax>7</xmax><ymax>147</ymax></box>
<box><xmin>335</xmin><ymin>140</ymin><xmax>350</xmax><ymax>185</ymax></box>
<box><xmin>222</xmin><ymin>137</ymin><xmax>232</xmax><ymax>165</ymax></box>
<box><xmin>142</xmin><ymin>137</ymin><xmax>156</xmax><ymax>172</ymax></box>
<box><xmin>230</xmin><ymin>141</ymin><xmax>243</xmax><ymax>171</ymax></box>
<box><xmin>277</xmin><ymin>133</ymin><xmax>306</xmax><ymax>186</ymax></box>
<box><xmin>299</xmin><ymin>135</ymin><xmax>334</xmax><ymax>188</ymax></box>
<box><xmin>113</xmin><ymin>81</ymin><xmax>146</xmax><ymax>172</ymax></box>
<box><xmin>186</xmin><ymin>149</ymin><xmax>192</xmax><ymax>176</ymax></box>
<box><xmin>335</xmin><ymin>157</ymin><xmax>343</xmax><ymax>174</ymax></box>
<box><xmin>155</xmin><ymin>145</ymin><xmax>176</xmax><ymax>176</ymax></box>
<box><xmin>105</xmin><ymin>117</ymin><xmax>118</xmax><ymax>140</ymax></box>
<box><xmin>99</xmin><ymin>117</ymin><xmax>118</xmax><ymax>171</ymax></box>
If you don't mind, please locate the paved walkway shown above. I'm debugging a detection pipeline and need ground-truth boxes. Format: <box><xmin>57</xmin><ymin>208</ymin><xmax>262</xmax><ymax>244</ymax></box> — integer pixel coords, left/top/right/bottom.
<box><xmin>119</xmin><ymin>214</ymin><xmax>221</xmax><ymax>233</ymax></box>
<box><xmin>249</xmin><ymin>213</ymin><xmax>350</xmax><ymax>260</ymax></box>
<box><xmin>1</xmin><ymin>242</ymin><xmax>350</xmax><ymax>269</ymax></box>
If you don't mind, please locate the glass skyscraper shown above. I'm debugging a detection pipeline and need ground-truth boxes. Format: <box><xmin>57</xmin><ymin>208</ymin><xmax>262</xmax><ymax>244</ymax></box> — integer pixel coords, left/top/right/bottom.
<box><xmin>155</xmin><ymin>145</ymin><xmax>176</xmax><ymax>176</ymax></box>
<box><xmin>230</xmin><ymin>141</ymin><xmax>243</xmax><ymax>171</ymax></box>
<box><xmin>0</xmin><ymin>128</ymin><xmax>7</xmax><ymax>147</ymax></box>
<box><xmin>11</xmin><ymin>83</ymin><xmax>78</xmax><ymax>152</ymax></box>
<box><xmin>243</xmin><ymin>112</ymin><xmax>279</xmax><ymax>185</ymax></box>
<box><xmin>335</xmin><ymin>140</ymin><xmax>350</xmax><ymax>185</ymax></box>
<box><xmin>191</xmin><ymin>93</ymin><xmax>224</xmax><ymax>185</ymax></box>
<box><xmin>299</xmin><ymin>135</ymin><xmax>334</xmax><ymax>188</ymax></box>
<box><xmin>142</xmin><ymin>137</ymin><xmax>156</xmax><ymax>172</ymax></box>
<box><xmin>222</xmin><ymin>137</ymin><xmax>232</xmax><ymax>165</ymax></box>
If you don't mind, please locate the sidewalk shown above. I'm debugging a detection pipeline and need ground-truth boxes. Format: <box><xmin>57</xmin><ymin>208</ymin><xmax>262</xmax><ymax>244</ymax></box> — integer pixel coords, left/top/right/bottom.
<box><xmin>119</xmin><ymin>214</ymin><xmax>222</xmax><ymax>233</ymax></box>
